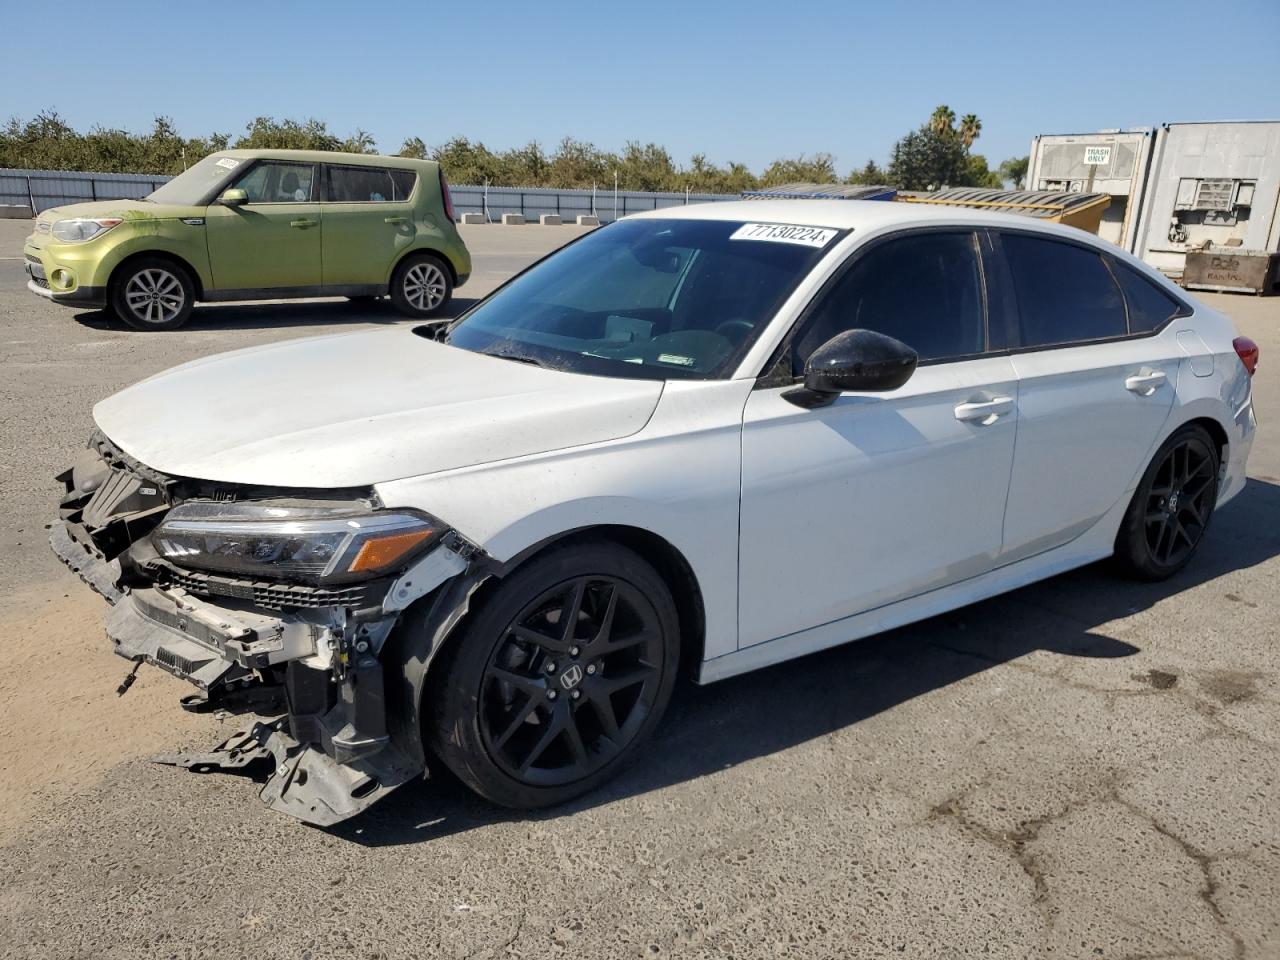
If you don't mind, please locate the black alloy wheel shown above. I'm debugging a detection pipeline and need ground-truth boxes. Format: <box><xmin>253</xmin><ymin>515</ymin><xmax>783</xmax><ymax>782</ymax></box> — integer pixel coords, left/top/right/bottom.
<box><xmin>428</xmin><ymin>541</ymin><xmax>679</xmax><ymax>809</ymax></box>
<box><xmin>1144</xmin><ymin>436</ymin><xmax>1217</xmax><ymax>567</ymax></box>
<box><xmin>1115</xmin><ymin>424</ymin><xmax>1219</xmax><ymax>580</ymax></box>
<box><xmin>480</xmin><ymin>576</ymin><xmax>664</xmax><ymax>786</ymax></box>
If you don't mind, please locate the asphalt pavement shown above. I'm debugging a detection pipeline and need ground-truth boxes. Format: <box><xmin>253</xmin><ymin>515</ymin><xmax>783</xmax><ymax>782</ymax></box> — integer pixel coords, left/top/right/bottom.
<box><xmin>0</xmin><ymin>218</ymin><xmax>1277</xmax><ymax>960</ymax></box>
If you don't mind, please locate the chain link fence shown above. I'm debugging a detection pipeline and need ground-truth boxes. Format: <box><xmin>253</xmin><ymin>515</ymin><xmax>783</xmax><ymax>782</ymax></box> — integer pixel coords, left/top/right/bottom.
<box><xmin>1</xmin><ymin>167</ymin><xmax>738</xmax><ymax>220</ymax></box>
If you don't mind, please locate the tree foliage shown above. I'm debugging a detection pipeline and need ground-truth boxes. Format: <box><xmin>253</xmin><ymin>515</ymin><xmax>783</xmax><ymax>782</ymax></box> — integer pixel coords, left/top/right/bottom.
<box><xmin>886</xmin><ymin>105</ymin><xmax>1001</xmax><ymax>190</ymax></box>
<box><xmin>2</xmin><ymin>107</ymin><xmax>1016</xmax><ymax>195</ymax></box>
<box><xmin>999</xmin><ymin>155</ymin><xmax>1029</xmax><ymax>190</ymax></box>
<box><xmin>0</xmin><ymin>110</ymin><xmax>230</xmax><ymax>175</ymax></box>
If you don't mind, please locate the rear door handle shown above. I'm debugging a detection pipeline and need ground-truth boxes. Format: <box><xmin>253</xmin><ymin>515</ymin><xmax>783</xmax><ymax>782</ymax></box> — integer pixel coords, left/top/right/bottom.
<box><xmin>954</xmin><ymin>396</ymin><xmax>1014</xmax><ymax>425</ymax></box>
<box><xmin>384</xmin><ymin>216</ymin><xmax>408</xmax><ymax>224</ymax></box>
<box><xmin>1124</xmin><ymin>370</ymin><xmax>1166</xmax><ymax>395</ymax></box>
<box><xmin>290</xmin><ymin>218</ymin><xmax>318</xmax><ymax>229</ymax></box>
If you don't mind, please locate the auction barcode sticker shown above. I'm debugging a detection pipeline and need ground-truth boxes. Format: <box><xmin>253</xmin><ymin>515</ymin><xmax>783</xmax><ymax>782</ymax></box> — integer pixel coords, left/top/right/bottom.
<box><xmin>730</xmin><ymin>223</ymin><xmax>837</xmax><ymax>247</ymax></box>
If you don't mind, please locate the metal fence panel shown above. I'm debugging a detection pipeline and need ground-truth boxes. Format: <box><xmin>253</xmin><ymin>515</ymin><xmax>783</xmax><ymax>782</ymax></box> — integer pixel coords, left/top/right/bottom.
<box><xmin>1</xmin><ymin>167</ymin><xmax>740</xmax><ymax>220</ymax></box>
<box><xmin>0</xmin><ymin>168</ymin><xmax>169</xmax><ymax>213</ymax></box>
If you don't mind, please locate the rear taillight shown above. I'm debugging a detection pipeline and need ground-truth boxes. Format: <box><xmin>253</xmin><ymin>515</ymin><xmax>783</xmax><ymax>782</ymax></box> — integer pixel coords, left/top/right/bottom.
<box><xmin>439</xmin><ymin>169</ymin><xmax>456</xmax><ymax>222</ymax></box>
<box><xmin>1233</xmin><ymin>336</ymin><xmax>1259</xmax><ymax>376</ymax></box>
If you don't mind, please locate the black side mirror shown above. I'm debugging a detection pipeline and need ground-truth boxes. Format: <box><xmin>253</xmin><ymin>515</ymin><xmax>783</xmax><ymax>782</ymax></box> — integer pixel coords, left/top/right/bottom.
<box><xmin>784</xmin><ymin>329</ymin><xmax>918</xmax><ymax>409</ymax></box>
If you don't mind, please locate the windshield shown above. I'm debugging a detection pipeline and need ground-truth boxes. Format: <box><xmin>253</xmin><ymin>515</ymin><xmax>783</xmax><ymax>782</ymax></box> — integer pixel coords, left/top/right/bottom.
<box><xmin>446</xmin><ymin>218</ymin><xmax>841</xmax><ymax>380</ymax></box>
<box><xmin>147</xmin><ymin>154</ymin><xmax>243</xmax><ymax>205</ymax></box>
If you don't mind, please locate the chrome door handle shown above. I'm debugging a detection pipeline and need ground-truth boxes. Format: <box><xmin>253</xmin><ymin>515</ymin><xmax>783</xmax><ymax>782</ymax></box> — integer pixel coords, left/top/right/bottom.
<box><xmin>1124</xmin><ymin>370</ymin><xmax>1167</xmax><ymax>395</ymax></box>
<box><xmin>954</xmin><ymin>396</ymin><xmax>1014</xmax><ymax>425</ymax></box>
<box><xmin>289</xmin><ymin>218</ymin><xmax>318</xmax><ymax>229</ymax></box>
<box><xmin>384</xmin><ymin>216</ymin><xmax>408</xmax><ymax>224</ymax></box>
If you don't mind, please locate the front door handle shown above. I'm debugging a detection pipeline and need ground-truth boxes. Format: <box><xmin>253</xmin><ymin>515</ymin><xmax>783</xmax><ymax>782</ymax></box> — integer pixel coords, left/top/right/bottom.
<box><xmin>954</xmin><ymin>396</ymin><xmax>1014</xmax><ymax>425</ymax></box>
<box><xmin>1124</xmin><ymin>370</ymin><xmax>1167</xmax><ymax>395</ymax></box>
<box><xmin>289</xmin><ymin>218</ymin><xmax>318</xmax><ymax>229</ymax></box>
<box><xmin>384</xmin><ymin>216</ymin><xmax>408</xmax><ymax>224</ymax></box>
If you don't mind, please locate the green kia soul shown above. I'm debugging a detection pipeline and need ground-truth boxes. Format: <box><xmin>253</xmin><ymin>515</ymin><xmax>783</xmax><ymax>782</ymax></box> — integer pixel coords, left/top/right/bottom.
<box><xmin>23</xmin><ymin>149</ymin><xmax>471</xmax><ymax>330</ymax></box>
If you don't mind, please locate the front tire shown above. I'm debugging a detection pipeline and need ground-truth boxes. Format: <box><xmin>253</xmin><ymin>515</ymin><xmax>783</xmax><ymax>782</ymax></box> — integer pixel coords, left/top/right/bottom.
<box><xmin>110</xmin><ymin>257</ymin><xmax>195</xmax><ymax>331</ymax></box>
<box><xmin>428</xmin><ymin>541</ymin><xmax>680</xmax><ymax>809</ymax></box>
<box><xmin>1114</xmin><ymin>424</ymin><xmax>1220</xmax><ymax>581</ymax></box>
<box><xmin>390</xmin><ymin>253</ymin><xmax>452</xmax><ymax>318</ymax></box>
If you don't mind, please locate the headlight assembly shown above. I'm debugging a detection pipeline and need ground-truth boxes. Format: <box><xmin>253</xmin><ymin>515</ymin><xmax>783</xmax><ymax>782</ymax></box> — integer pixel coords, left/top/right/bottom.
<box><xmin>51</xmin><ymin>217</ymin><xmax>122</xmax><ymax>243</ymax></box>
<box><xmin>153</xmin><ymin>501</ymin><xmax>442</xmax><ymax>583</ymax></box>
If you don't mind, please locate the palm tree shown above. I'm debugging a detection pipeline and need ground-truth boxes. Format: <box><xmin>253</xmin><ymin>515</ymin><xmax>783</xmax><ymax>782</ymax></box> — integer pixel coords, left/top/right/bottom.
<box><xmin>959</xmin><ymin>114</ymin><xmax>982</xmax><ymax>149</ymax></box>
<box><xmin>929</xmin><ymin>105</ymin><xmax>956</xmax><ymax>137</ymax></box>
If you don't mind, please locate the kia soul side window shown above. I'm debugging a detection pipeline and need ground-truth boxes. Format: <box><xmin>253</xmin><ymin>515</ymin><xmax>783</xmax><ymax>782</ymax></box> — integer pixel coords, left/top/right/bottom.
<box><xmin>791</xmin><ymin>231</ymin><xmax>985</xmax><ymax>374</ymax></box>
<box><xmin>1111</xmin><ymin>259</ymin><xmax>1183</xmax><ymax>334</ymax></box>
<box><xmin>328</xmin><ymin>165</ymin><xmax>416</xmax><ymax>202</ymax></box>
<box><xmin>231</xmin><ymin>162</ymin><xmax>315</xmax><ymax>203</ymax></box>
<box><xmin>1001</xmin><ymin>233</ymin><xmax>1126</xmax><ymax>347</ymax></box>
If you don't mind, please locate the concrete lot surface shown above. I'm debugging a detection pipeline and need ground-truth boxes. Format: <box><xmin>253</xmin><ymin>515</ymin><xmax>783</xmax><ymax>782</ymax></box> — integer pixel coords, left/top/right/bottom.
<box><xmin>0</xmin><ymin>218</ymin><xmax>1277</xmax><ymax>959</ymax></box>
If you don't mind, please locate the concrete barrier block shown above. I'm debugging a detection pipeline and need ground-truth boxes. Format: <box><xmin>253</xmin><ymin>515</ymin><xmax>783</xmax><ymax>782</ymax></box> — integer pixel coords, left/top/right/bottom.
<box><xmin>576</xmin><ymin>215</ymin><xmax>600</xmax><ymax>227</ymax></box>
<box><xmin>459</xmin><ymin>213</ymin><xmax>485</xmax><ymax>224</ymax></box>
<box><xmin>539</xmin><ymin>214</ymin><xmax>562</xmax><ymax>226</ymax></box>
<box><xmin>500</xmin><ymin>213</ymin><xmax>525</xmax><ymax>225</ymax></box>
<box><xmin>0</xmin><ymin>204</ymin><xmax>32</xmax><ymax>219</ymax></box>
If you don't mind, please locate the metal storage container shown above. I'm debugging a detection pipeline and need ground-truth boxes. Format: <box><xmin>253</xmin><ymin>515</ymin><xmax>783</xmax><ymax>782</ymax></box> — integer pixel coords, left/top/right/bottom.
<box><xmin>1135</xmin><ymin>121</ymin><xmax>1280</xmax><ymax>279</ymax></box>
<box><xmin>1025</xmin><ymin>129</ymin><xmax>1156</xmax><ymax>250</ymax></box>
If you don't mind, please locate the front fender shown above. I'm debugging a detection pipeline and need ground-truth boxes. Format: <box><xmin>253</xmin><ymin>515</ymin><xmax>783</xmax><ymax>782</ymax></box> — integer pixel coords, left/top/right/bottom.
<box><xmin>373</xmin><ymin>380</ymin><xmax>752</xmax><ymax>665</ymax></box>
<box><xmin>86</xmin><ymin>221</ymin><xmax>213</xmax><ymax>292</ymax></box>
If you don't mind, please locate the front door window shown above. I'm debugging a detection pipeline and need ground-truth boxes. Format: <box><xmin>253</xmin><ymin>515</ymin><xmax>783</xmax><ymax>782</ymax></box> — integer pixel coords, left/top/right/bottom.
<box><xmin>232</xmin><ymin>162</ymin><xmax>316</xmax><ymax>204</ymax></box>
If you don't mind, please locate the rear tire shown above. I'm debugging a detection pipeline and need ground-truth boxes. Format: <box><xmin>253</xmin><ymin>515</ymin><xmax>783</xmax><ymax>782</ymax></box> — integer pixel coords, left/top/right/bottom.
<box><xmin>428</xmin><ymin>540</ymin><xmax>680</xmax><ymax>809</ymax></box>
<box><xmin>1114</xmin><ymin>424</ymin><xmax>1220</xmax><ymax>581</ymax></box>
<box><xmin>111</xmin><ymin>257</ymin><xmax>195</xmax><ymax>331</ymax></box>
<box><xmin>390</xmin><ymin>253</ymin><xmax>452</xmax><ymax>318</ymax></box>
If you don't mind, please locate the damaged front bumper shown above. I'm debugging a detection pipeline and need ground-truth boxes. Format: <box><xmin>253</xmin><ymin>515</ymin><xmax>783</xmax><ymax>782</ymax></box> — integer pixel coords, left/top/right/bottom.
<box><xmin>50</xmin><ymin>436</ymin><xmax>482</xmax><ymax>826</ymax></box>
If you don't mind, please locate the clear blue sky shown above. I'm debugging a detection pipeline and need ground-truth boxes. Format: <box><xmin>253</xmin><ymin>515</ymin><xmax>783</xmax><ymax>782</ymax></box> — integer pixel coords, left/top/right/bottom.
<box><xmin>5</xmin><ymin>0</ymin><xmax>1278</xmax><ymax>174</ymax></box>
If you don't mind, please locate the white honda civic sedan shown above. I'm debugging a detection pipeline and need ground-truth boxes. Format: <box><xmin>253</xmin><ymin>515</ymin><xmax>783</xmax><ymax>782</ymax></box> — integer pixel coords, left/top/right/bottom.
<box><xmin>52</xmin><ymin>200</ymin><xmax>1258</xmax><ymax>824</ymax></box>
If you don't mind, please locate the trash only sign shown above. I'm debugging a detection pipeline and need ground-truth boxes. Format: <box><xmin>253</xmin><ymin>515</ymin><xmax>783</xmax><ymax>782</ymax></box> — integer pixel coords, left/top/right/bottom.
<box><xmin>1084</xmin><ymin>146</ymin><xmax>1112</xmax><ymax>166</ymax></box>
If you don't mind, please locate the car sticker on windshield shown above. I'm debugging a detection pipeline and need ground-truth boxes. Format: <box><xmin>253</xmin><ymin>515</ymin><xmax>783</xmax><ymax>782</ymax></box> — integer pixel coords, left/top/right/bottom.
<box><xmin>214</xmin><ymin>157</ymin><xmax>240</xmax><ymax>170</ymax></box>
<box><xmin>729</xmin><ymin>223</ymin><xmax>837</xmax><ymax>247</ymax></box>
<box><xmin>657</xmin><ymin>354</ymin><xmax>696</xmax><ymax>367</ymax></box>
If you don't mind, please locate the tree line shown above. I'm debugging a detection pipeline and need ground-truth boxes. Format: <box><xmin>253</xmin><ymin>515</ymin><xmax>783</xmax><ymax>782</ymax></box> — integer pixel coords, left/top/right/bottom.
<box><xmin>1</xmin><ymin>108</ymin><xmax>1028</xmax><ymax>193</ymax></box>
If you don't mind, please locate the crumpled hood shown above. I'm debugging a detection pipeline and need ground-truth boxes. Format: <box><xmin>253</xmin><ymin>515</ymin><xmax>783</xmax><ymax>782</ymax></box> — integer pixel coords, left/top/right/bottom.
<box><xmin>93</xmin><ymin>328</ymin><xmax>664</xmax><ymax>487</ymax></box>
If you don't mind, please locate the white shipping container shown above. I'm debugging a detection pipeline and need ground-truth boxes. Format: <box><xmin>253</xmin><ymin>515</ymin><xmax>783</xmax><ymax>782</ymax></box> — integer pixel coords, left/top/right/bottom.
<box><xmin>1025</xmin><ymin>129</ymin><xmax>1155</xmax><ymax>251</ymax></box>
<box><xmin>1135</xmin><ymin>121</ymin><xmax>1280</xmax><ymax>277</ymax></box>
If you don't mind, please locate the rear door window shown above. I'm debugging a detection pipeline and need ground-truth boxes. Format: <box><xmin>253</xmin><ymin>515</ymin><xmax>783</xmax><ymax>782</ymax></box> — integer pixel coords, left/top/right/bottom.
<box><xmin>1000</xmin><ymin>233</ymin><xmax>1126</xmax><ymax>347</ymax></box>
<box><xmin>1111</xmin><ymin>259</ymin><xmax>1183</xmax><ymax>333</ymax></box>
<box><xmin>327</xmin><ymin>165</ymin><xmax>416</xmax><ymax>202</ymax></box>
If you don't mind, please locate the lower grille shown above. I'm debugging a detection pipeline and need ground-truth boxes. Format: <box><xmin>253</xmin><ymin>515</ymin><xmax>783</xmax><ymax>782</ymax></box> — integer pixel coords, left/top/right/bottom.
<box><xmin>155</xmin><ymin>564</ymin><xmax>383</xmax><ymax>611</ymax></box>
<box><xmin>31</xmin><ymin>275</ymin><xmax>49</xmax><ymax>289</ymax></box>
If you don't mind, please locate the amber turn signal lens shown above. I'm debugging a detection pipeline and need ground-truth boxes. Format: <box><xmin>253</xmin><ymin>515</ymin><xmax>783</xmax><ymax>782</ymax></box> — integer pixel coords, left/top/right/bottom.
<box><xmin>347</xmin><ymin>529</ymin><xmax>436</xmax><ymax>573</ymax></box>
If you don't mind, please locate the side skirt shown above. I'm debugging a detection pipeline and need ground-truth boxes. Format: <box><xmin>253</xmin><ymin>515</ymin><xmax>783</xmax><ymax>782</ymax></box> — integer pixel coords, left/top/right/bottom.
<box><xmin>202</xmin><ymin>283</ymin><xmax>385</xmax><ymax>302</ymax></box>
<box><xmin>698</xmin><ymin>510</ymin><xmax>1128</xmax><ymax>684</ymax></box>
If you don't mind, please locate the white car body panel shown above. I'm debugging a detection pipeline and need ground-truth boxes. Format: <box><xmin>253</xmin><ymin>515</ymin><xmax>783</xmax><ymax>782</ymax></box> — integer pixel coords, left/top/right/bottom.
<box><xmin>376</xmin><ymin>378</ymin><xmax>752</xmax><ymax>662</ymax></box>
<box><xmin>88</xmin><ymin>199</ymin><xmax>1257</xmax><ymax>683</ymax></box>
<box><xmin>1000</xmin><ymin>334</ymin><xmax>1180</xmax><ymax>563</ymax></box>
<box><xmin>93</xmin><ymin>328</ymin><xmax>663</xmax><ymax>487</ymax></box>
<box><xmin>738</xmin><ymin>356</ymin><xmax>1019</xmax><ymax>648</ymax></box>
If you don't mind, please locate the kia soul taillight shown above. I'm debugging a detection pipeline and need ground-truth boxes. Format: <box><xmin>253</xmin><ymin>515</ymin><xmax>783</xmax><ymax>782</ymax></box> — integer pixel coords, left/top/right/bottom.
<box><xmin>439</xmin><ymin>169</ymin><xmax>456</xmax><ymax>222</ymax></box>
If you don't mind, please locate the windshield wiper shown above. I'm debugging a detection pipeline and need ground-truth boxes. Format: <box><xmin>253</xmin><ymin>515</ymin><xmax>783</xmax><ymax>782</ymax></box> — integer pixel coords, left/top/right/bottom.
<box><xmin>487</xmin><ymin>350</ymin><xmax>549</xmax><ymax>369</ymax></box>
